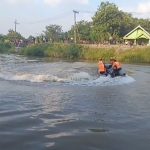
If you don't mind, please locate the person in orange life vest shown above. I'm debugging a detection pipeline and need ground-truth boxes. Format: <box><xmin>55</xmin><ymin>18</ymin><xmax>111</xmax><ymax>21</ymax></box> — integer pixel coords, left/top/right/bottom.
<box><xmin>98</xmin><ymin>58</ymin><xmax>106</xmax><ymax>75</ymax></box>
<box><xmin>111</xmin><ymin>59</ymin><xmax>121</xmax><ymax>76</ymax></box>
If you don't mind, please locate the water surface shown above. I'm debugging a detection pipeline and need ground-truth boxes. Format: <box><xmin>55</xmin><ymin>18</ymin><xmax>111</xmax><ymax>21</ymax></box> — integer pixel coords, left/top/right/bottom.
<box><xmin>0</xmin><ymin>54</ymin><xmax>150</xmax><ymax>150</ymax></box>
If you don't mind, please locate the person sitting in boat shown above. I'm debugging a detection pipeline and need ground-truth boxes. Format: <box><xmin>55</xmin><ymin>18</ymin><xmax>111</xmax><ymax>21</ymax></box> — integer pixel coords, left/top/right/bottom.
<box><xmin>111</xmin><ymin>59</ymin><xmax>122</xmax><ymax>76</ymax></box>
<box><xmin>98</xmin><ymin>58</ymin><xmax>107</xmax><ymax>76</ymax></box>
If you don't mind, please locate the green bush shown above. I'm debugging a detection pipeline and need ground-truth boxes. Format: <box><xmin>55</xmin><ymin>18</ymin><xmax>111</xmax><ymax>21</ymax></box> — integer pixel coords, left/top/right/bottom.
<box><xmin>0</xmin><ymin>41</ymin><xmax>14</xmax><ymax>53</ymax></box>
<box><xmin>19</xmin><ymin>43</ymin><xmax>51</xmax><ymax>56</ymax></box>
<box><xmin>44</xmin><ymin>43</ymin><xmax>83</xmax><ymax>59</ymax></box>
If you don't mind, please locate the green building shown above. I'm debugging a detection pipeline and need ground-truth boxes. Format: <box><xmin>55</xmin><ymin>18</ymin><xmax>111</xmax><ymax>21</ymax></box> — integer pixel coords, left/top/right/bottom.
<box><xmin>123</xmin><ymin>25</ymin><xmax>150</xmax><ymax>46</ymax></box>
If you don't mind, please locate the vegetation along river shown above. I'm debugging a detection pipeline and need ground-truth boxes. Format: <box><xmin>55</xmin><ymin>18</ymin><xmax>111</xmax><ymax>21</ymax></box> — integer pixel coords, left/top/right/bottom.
<box><xmin>0</xmin><ymin>54</ymin><xmax>150</xmax><ymax>150</ymax></box>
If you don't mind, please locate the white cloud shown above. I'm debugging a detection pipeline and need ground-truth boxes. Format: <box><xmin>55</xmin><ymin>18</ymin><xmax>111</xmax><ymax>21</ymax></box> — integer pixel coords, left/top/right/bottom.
<box><xmin>137</xmin><ymin>2</ymin><xmax>150</xmax><ymax>13</ymax></box>
<box><xmin>119</xmin><ymin>2</ymin><xmax>150</xmax><ymax>19</ymax></box>
<box><xmin>4</xmin><ymin>0</ymin><xmax>29</xmax><ymax>5</ymax></box>
<box><xmin>1</xmin><ymin>0</ymin><xmax>40</xmax><ymax>6</ymax></box>
<box><xmin>77</xmin><ymin>13</ymin><xmax>92</xmax><ymax>22</ymax></box>
<box><xmin>1</xmin><ymin>0</ymin><xmax>89</xmax><ymax>7</ymax></box>
<box><xmin>44</xmin><ymin>0</ymin><xmax>60</xmax><ymax>5</ymax></box>
<box><xmin>44</xmin><ymin>0</ymin><xmax>89</xmax><ymax>6</ymax></box>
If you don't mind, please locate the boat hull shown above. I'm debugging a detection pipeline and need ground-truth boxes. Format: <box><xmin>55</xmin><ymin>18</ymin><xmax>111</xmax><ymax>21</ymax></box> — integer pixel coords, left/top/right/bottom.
<box><xmin>105</xmin><ymin>64</ymin><xmax>126</xmax><ymax>78</ymax></box>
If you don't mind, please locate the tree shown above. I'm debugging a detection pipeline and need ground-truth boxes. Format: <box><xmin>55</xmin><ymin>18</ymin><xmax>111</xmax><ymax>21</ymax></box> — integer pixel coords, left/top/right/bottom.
<box><xmin>43</xmin><ymin>24</ymin><xmax>63</xmax><ymax>42</ymax></box>
<box><xmin>76</xmin><ymin>20</ymin><xmax>92</xmax><ymax>41</ymax></box>
<box><xmin>92</xmin><ymin>1</ymin><xmax>124</xmax><ymax>42</ymax></box>
<box><xmin>0</xmin><ymin>34</ymin><xmax>5</xmax><ymax>43</ymax></box>
<box><xmin>135</xmin><ymin>18</ymin><xmax>150</xmax><ymax>33</ymax></box>
<box><xmin>5</xmin><ymin>29</ymin><xmax>22</xmax><ymax>42</ymax></box>
<box><xmin>67</xmin><ymin>20</ymin><xmax>92</xmax><ymax>43</ymax></box>
<box><xmin>119</xmin><ymin>12</ymin><xmax>136</xmax><ymax>37</ymax></box>
<box><xmin>67</xmin><ymin>27</ymin><xmax>74</xmax><ymax>42</ymax></box>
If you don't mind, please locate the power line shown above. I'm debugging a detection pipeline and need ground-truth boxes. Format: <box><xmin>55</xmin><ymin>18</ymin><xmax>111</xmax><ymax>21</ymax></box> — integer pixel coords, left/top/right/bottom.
<box><xmin>77</xmin><ymin>10</ymin><xmax>95</xmax><ymax>14</ymax></box>
<box><xmin>19</xmin><ymin>24</ymin><xmax>40</xmax><ymax>37</ymax></box>
<box><xmin>15</xmin><ymin>10</ymin><xmax>150</xmax><ymax>38</ymax></box>
<box><xmin>21</xmin><ymin>11</ymin><xmax>72</xmax><ymax>24</ymax></box>
<box><xmin>78</xmin><ymin>10</ymin><xmax>150</xmax><ymax>15</ymax></box>
<box><xmin>19</xmin><ymin>10</ymin><xmax>150</xmax><ymax>25</ymax></box>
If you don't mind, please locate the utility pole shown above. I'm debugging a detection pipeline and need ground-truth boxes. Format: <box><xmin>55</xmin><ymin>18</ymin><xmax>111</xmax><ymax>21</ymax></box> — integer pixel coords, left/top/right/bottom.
<box><xmin>73</xmin><ymin>10</ymin><xmax>79</xmax><ymax>44</ymax></box>
<box><xmin>14</xmin><ymin>19</ymin><xmax>19</xmax><ymax>33</ymax></box>
<box><xmin>14</xmin><ymin>19</ymin><xmax>19</xmax><ymax>47</ymax></box>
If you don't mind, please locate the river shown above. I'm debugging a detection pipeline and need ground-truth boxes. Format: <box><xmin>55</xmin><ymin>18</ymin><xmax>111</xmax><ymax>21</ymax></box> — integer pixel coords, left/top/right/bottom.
<box><xmin>0</xmin><ymin>54</ymin><xmax>150</xmax><ymax>150</ymax></box>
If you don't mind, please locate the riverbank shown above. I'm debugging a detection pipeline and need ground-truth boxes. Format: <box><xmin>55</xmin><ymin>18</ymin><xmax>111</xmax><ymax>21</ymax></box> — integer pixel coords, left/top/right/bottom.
<box><xmin>1</xmin><ymin>42</ymin><xmax>150</xmax><ymax>63</ymax></box>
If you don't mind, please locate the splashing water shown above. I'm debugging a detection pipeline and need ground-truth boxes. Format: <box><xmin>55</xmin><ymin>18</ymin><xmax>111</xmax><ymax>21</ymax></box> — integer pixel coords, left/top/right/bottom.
<box><xmin>0</xmin><ymin>54</ymin><xmax>135</xmax><ymax>86</ymax></box>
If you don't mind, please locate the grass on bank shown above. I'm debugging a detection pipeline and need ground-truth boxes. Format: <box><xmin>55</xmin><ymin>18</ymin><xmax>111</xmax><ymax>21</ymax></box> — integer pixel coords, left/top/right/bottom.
<box><xmin>1</xmin><ymin>42</ymin><xmax>150</xmax><ymax>63</ymax></box>
<box><xmin>117</xmin><ymin>47</ymin><xmax>150</xmax><ymax>63</ymax></box>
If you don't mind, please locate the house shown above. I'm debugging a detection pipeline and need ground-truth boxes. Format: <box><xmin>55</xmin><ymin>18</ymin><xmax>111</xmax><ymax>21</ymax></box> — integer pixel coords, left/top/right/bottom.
<box><xmin>123</xmin><ymin>25</ymin><xmax>150</xmax><ymax>46</ymax></box>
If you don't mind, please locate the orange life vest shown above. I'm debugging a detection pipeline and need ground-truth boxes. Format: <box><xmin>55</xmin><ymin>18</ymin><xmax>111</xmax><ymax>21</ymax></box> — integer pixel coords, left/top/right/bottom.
<box><xmin>113</xmin><ymin>61</ymin><xmax>121</xmax><ymax>69</ymax></box>
<box><xmin>98</xmin><ymin>61</ymin><xmax>105</xmax><ymax>72</ymax></box>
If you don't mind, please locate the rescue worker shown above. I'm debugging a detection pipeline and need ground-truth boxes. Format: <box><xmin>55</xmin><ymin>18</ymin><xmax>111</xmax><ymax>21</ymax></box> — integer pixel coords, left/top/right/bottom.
<box><xmin>98</xmin><ymin>58</ymin><xmax>107</xmax><ymax>76</ymax></box>
<box><xmin>111</xmin><ymin>59</ymin><xmax>122</xmax><ymax>76</ymax></box>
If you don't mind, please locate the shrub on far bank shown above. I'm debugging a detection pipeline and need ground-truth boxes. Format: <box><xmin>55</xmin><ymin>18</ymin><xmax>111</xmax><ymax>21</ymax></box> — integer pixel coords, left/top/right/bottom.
<box><xmin>19</xmin><ymin>43</ymin><xmax>51</xmax><ymax>56</ymax></box>
<box><xmin>44</xmin><ymin>43</ymin><xmax>83</xmax><ymax>59</ymax></box>
<box><xmin>0</xmin><ymin>41</ymin><xmax>14</xmax><ymax>53</ymax></box>
<box><xmin>117</xmin><ymin>47</ymin><xmax>150</xmax><ymax>63</ymax></box>
<box><xmin>20</xmin><ymin>43</ymin><xmax>83</xmax><ymax>59</ymax></box>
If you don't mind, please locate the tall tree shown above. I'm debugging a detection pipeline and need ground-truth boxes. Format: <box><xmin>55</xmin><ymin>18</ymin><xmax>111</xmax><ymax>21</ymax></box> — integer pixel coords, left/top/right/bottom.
<box><xmin>92</xmin><ymin>1</ymin><xmax>123</xmax><ymax>41</ymax></box>
<box><xmin>119</xmin><ymin>12</ymin><xmax>136</xmax><ymax>37</ymax></box>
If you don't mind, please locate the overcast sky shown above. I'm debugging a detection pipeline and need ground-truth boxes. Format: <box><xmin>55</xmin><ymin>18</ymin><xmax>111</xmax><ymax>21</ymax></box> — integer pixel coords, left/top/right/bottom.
<box><xmin>1</xmin><ymin>0</ymin><xmax>150</xmax><ymax>38</ymax></box>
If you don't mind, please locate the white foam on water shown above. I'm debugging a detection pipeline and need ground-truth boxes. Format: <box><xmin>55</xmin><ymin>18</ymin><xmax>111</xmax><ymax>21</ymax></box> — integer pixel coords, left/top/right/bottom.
<box><xmin>89</xmin><ymin>75</ymin><xmax>135</xmax><ymax>86</ymax></box>
<box><xmin>68</xmin><ymin>72</ymin><xmax>92</xmax><ymax>81</ymax></box>
<box><xmin>0</xmin><ymin>73</ymin><xmax>62</xmax><ymax>83</ymax></box>
<box><xmin>0</xmin><ymin>71</ymin><xmax>135</xmax><ymax>86</ymax></box>
<box><xmin>0</xmin><ymin>54</ymin><xmax>135</xmax><ymax>86</ymax></box>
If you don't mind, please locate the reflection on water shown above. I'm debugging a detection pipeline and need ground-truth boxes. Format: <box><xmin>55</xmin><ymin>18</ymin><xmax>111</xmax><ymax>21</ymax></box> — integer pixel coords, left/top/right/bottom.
<box><xmin>45</xmin><ymin>132</ymin><xmax>71</xmax><ymax>139</ymax></box>
<box><xmin>0</xmin><ymin>54</ymin><xmax>150</xmax><ymax>150</ymax></box>
<box><xmin>89</xmin><ymin>129</ymin><xmax>109</xmax><ymax>133</ymax></box>
<box><xmin>45</xmin><ymin>142</ymin><xmax>55</xmax><ymax>148</ymax></box>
